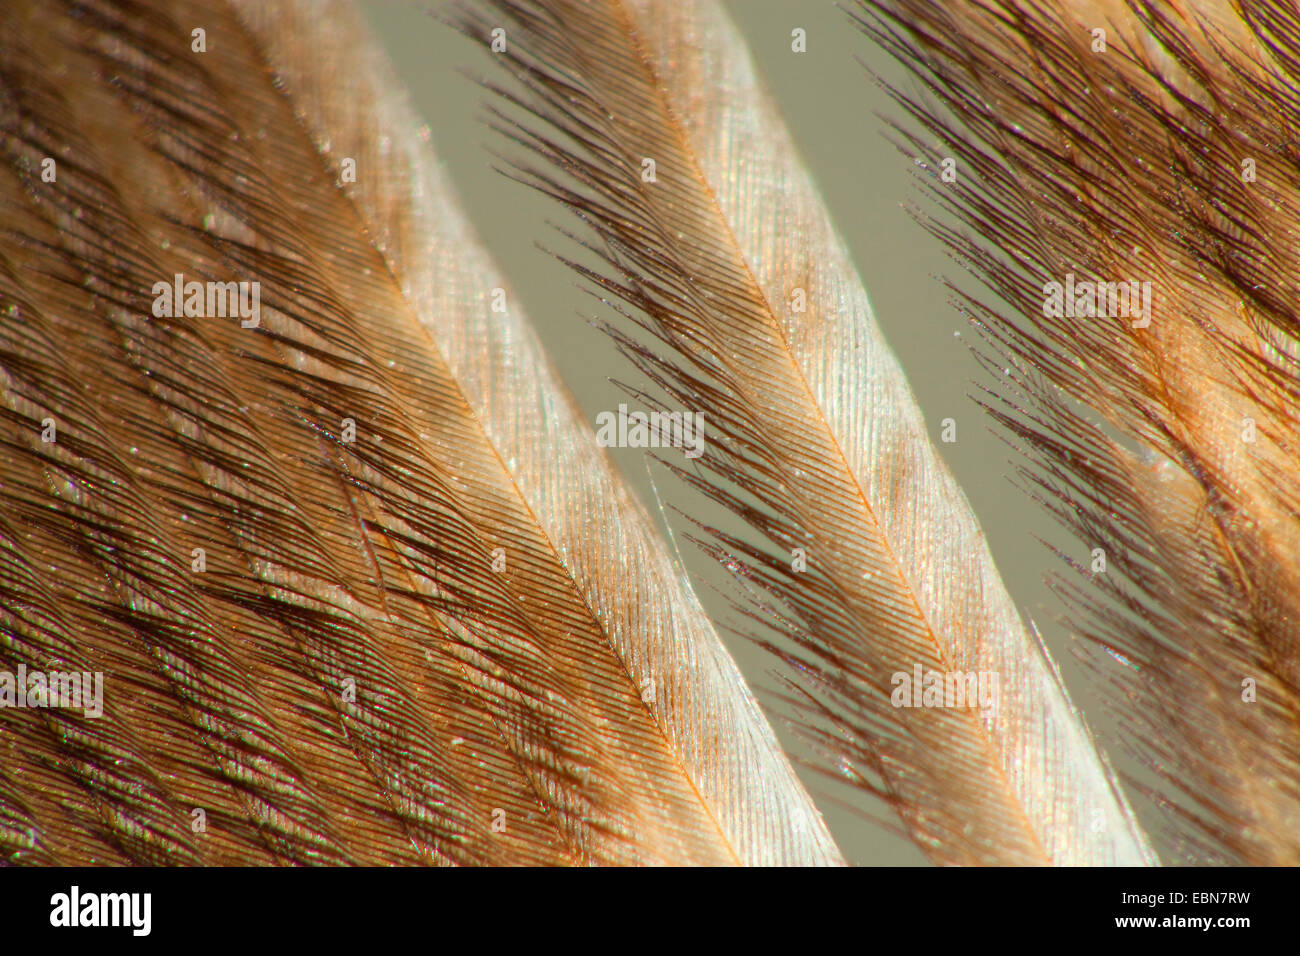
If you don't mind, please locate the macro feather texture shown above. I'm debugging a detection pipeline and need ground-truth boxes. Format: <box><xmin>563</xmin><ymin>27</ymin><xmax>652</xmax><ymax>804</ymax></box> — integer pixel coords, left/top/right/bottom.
<box><xmin>0</xmin><ymin>0</ymin><xmax>840</xmax><ymax>866</ymax></box>
<box><xmin>5</xmin><ymin>0</ymin><xmax>1287</xmax><ymax>871</ymax></box>
<box><xmin>855</xmin><ymin>0</ymin><xmax>1300</xmax><ymax>863</ymax></box>
<box><xmin>460</xmin><ymin>0</ymin><xmax>1153</xmax><ymax>864</ymax></box>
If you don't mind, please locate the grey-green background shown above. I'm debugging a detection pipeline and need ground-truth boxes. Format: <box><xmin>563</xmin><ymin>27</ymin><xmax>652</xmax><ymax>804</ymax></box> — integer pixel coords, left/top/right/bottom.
<box><xmin>357</xmin><ymin>0</ymin><xmax>1130</xmax><ymax>865</ymax></box>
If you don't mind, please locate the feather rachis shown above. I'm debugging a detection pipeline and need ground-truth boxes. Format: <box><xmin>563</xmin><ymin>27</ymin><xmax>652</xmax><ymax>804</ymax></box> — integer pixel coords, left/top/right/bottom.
<box><xmin>463</xmin><ymin>0</ymin><xmax>1153</xmax><ymax>864</ymax></box>
<box><xmin>859</xmin><ymin>0</ymin><xmax>1300</xmax><ymax>862</ymax></box>
<box><xmin>0</xmin><ymin>0</ymin><xmax>837</xmax><ymax>866</ymax></box>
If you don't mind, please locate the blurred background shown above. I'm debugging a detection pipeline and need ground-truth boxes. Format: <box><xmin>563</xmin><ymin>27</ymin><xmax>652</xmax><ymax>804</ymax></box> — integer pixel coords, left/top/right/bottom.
<box><xmin>357</xmin><ymin>0</ymin><xmax>1130</xmax><ymax>865</ymax></box>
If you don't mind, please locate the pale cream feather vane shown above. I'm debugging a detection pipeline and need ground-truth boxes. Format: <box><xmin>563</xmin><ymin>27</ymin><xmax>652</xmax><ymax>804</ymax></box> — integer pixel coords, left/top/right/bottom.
<box><xmin>0</xmin><ymin>0</ymin><xmax>840</xmax><ymax>866</ymax></box>
<box><xmin>855</xmin><ymin>0</ymin><xmax>1300</xmax><ymax>863</ymax></box>
<box><xmin>458</xmin><ymin>0</ymin><xmax>1153</xmax><ymax>864</ymax></box>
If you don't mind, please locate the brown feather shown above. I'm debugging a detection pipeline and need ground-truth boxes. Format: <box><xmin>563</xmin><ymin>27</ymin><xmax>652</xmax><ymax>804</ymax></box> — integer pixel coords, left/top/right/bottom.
<box><xmin>460</xmin><ymin>0</ymin><xmax>1153</xmax><ymax>865</ymax></box>
<box><xmin>857</xmin><ymin>0</ymin><xmax>1300</xmax><ymax>863</ymax></box>
<box><xmin>0</xmin><ymin>0</ymin><xmax>838</xmax><ymax>866</ymax></box>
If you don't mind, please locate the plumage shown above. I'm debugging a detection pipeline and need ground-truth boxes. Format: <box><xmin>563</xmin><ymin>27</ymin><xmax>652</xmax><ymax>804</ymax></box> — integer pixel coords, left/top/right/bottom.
<box><xmin>6</xmin><ymin>0</ymin><xmax>1286</xmax><ymax>869</ymax></box>
<box><xmin>0</xmin><ymin>0</ymin><xmax>838</xmax><ymax>865</ymax></box>
<box><xmin>461</xmin><ymin>0</ymin><xmax>1152</xmax><ymax>864</ymax></box>
<box><xmin>855</xmin><ymin>0</ymin><xmax>1300</xmax><ymax>863</ymax></box>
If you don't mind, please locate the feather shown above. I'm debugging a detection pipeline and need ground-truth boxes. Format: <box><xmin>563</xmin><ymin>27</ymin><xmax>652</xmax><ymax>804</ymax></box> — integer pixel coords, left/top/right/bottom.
<box><xmin>0</xmin><ymin>0</ymin><xmax>840</xmax><ymax>865</ymax></box>
<box><xmin>460</xmin><ymin>0</ymin><xmax>1153</xmax><ymax>864</ymax></box>
<box><xmin>855</xmin><ymin>0</ymin><xmax>1300</xmax><ymax>863</ymax></box>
